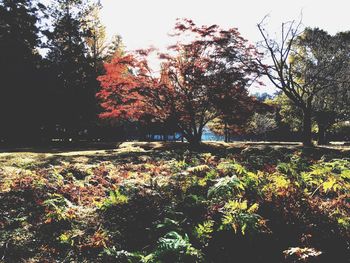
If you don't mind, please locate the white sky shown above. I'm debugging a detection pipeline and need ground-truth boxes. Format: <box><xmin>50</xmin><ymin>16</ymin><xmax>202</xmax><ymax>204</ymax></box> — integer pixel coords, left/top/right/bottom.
<box><xmin>100</xmin><ymin>0</ymin><xmax>350</xmax><ymax>93</ymax></box>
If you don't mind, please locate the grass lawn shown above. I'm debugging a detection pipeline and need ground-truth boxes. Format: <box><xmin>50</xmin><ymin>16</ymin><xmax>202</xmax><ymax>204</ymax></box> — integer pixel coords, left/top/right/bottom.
<box><xmin>0</xmin><ymin>142</ymin><xmax>349</xmax><ymax>262</ymax></box>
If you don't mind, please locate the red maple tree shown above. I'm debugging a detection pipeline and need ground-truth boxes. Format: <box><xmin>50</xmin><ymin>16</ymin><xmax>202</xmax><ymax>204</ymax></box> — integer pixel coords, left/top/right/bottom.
<box><xmin>97</xmin><ymin>19</ymin><xmax>262</xmax><ymax>145</ymax></box>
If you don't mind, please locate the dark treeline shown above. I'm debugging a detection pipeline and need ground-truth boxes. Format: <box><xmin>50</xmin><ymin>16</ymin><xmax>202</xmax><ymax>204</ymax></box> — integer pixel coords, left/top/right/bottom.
<box><xmin>1</xmin><ymin>0</ymin><xmax>349</xmax><ymax>147</ymax></box>
<box><xmin>0</xmin><ymin>0</ymin><xmax>129</xmax><ymax>145</ymax></box>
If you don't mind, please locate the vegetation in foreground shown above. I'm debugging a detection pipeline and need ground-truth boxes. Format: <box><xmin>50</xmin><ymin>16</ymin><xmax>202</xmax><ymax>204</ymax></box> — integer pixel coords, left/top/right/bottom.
<box><xmin>0</xmin><ymin>142</ymin><xmax>349</xmax><ymax>262</ymax></box>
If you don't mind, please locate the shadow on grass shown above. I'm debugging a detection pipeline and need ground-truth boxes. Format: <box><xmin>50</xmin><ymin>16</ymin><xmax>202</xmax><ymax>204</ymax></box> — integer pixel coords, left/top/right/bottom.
<box><xmin>0</xmin><ymin>142</ymin><xmax>122</xmax><ymax>154</ymax></box>
<box><xmin>1</xmin><ymin>141</ymin><xmax>349</xmax><ymax>170</ymax></box>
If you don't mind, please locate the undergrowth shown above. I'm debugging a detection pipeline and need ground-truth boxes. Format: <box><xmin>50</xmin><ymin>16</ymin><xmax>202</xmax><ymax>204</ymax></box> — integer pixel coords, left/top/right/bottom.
<box><xmin>0</xmin><ymin>145</ymin><xmax>349</xmax><ymax>262</ymax></box>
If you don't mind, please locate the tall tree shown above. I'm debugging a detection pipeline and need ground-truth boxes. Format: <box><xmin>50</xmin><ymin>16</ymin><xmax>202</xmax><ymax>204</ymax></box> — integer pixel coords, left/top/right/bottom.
<box><xmin>82</xmin><ymin>0</ymin><xmax>107</xmax><ymax>73</ymax></box>
<box><xmin>46</xmin><ymin>0</ymin><xmax>94</xmax><ymax>139</ymax></box>
<box><xmin>105</xmin><ymin>34</ymin><xmax>124</xmax><ymax>62</ymax></box>
<box><xmin>311</xmin><ymin>31</ymin><xmax>350</xmax><ymax>144</ymax></box>
<box><xmin>313</xmin><ymin>84</ymin><xmax>350</xmax><ymax>144</ymax></box>
<box><xmin>0</xmin><ymin>0</ymin><xmax>44</xmax><ymax>142</ymax></box>
<box><xmin>258</xmin><ymin>19</ymin><xmax>350</xmax><ymax>146</ymax></box>
<box><xmin>292</xmin><ymin>28</ymin><xmax>350</xmax><ymax>144</ymax></box>
<box><xmin>97</xmin><ymin>19</ymin><xmax>261</xmax><ymax>146</ymax></box>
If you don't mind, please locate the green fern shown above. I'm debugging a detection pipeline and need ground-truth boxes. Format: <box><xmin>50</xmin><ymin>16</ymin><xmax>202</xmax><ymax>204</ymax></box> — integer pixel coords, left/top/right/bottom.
<box><xmin>220</xmin><ymin>200</ymin><xmax>262</xmax><ymax>235</ymax></box>
<box><xmin>207</xmin><ymin>176</ymin><xmax>245</xmax><ymax>200</ymax></box>
<box><xmin>145</xmin><ymin>231</ymin><xmax>203</xmax><ymax>262</ymax></box>
<box><xmin>99</xmin><ymin>189</ymin><xmax>128</xmax><ymax>210</ymax></box>
<box><xmin>195</xmin><ymin>220</ymin><xmax>214</xmax><ymax>244</ymax></box>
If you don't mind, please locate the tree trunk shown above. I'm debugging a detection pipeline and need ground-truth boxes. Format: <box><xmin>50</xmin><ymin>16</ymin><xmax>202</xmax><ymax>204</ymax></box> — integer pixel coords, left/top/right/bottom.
<box><xmin>317</xmin><ymin>123</ymin><xmax>327</xmax><ymax>145</ymax></box>
<box><xmin>224</xmin><ymin>122</ymin><xmax>228</xmax><ymax>143</ymax></box>
<box><xmin>315</xmin><ymin>112</ymin><xmax>335</xmax><ymax>146</ymax></box>
<box><xmin>185</xmin><ymin>131</ymin><xmax>202</xmax><ymax>148</ymax></box>
<box><xmin>302</xmin><ymin>109</ymin><xmax>313</xmax><ymax>147</ymax></box>
<box><xmin>187</xmin><ymin>136</ymin><xmax>201</xmax><ymax>147</ymax></box>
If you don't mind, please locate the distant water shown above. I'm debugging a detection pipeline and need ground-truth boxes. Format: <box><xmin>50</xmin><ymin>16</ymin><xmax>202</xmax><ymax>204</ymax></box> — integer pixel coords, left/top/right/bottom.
<box><xmin>201</xmin><ymin>127</ymin><xmax>224</xmax><ymax>141</ymax></box>
<box><xmin>148</xmin><ymin>127</ymin><xmax>225</xmax><ymax>142</ymax></box>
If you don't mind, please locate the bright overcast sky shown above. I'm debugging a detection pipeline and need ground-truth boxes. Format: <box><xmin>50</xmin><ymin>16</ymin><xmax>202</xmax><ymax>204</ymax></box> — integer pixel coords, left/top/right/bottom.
<box><xmin>100</xmin><ymin>0</ymin><xmax>350</xmax><ymax>93</ymax></box>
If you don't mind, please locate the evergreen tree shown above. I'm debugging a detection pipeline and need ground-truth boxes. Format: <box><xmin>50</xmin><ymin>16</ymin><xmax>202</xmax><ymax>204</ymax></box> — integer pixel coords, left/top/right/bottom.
<box><xmin>0</xmin><ymin>0</ymin><xmax>44</xmax><ymax>142</ymax></box>
<box><xmin>105</xmin><ymin>34</ymin><xmax>124</xmax><ymax>62</ymax></box>
<box><xmin>83</xmin><ymin>0</ymin><xmax>107</xmax><ymax>73</ymax></box>
<box><xmin>46</xmin><ymin>0</ymin><xmax>94</xmax><ymax>139</ymax></box>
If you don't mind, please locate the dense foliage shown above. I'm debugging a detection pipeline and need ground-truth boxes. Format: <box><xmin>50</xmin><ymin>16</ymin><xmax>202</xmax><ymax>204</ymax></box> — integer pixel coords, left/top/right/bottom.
<box><xmin>258</xmin><ymin>21</ymin><xmax>350</xmax><ymax>146</ymax></box>
<box><xmin>1</xmin><ymin>143</ymin><xmax>349</xmax><ymax>262</ymax></box>
<box><xmin>97</xmin><ymin>19</ymin><xmax>262</xmax><ymax>145</ymax></box>
<box><xmin>0</xmin><ymin>0</ymin><xmax>125</xmax><ymax>144</ymax></box>
<box><xmin>1</xmin><ymin>2</ymin><xmax>349</xmax><ymax>262</ymax></box>
<box><xmin>0</xmin><ymin>0</ymin><xmax>349</xmax><ymax>145</ymax></box>
<box><xmin>0</xmin><ymin>0</ymin><xmax>44</xmax><ymax>142</ymax></box>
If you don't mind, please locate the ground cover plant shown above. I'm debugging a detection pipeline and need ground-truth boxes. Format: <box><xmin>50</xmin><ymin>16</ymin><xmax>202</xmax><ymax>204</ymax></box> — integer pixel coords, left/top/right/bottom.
<box><xmin>0</xmin><ymin>142</ymin><xmax>349</xmax><ymax>262</ymax></box>
<box><xmin>1</xmin><ymin>1</ymin><xmax>350</xmax><ymax>262</ymax></box>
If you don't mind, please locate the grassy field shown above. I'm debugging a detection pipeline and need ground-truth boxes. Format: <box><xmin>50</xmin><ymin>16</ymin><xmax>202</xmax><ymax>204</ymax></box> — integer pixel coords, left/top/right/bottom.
<box><xmin>0</xmin><ymin>142</ymin><xmax>349</xmax><ymax>262</ymax></box>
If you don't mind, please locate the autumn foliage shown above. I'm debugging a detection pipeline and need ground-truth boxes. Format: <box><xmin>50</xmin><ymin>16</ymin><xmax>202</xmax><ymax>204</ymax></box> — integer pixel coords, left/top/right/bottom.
<box><xmin>97</xmin><ymin>19</ymin><xmax>262</xmax><ymax>144</ymax></box>
<box><xmin>1</xmin><ymin>144</ymin><xmax>349</xmax><ymax>262</ymax></box>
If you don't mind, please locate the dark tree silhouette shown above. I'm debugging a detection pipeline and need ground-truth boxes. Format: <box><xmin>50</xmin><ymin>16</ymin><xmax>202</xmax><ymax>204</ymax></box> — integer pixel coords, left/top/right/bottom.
<box><xmin>0</xmin><ymin>0</ymin><xmax>45</xmax><ymax>143</ymax></box>
<box><xmin>45</xmin><ymin>0</ymin><xmax>97</xmax><ymax>140</ymax></box>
